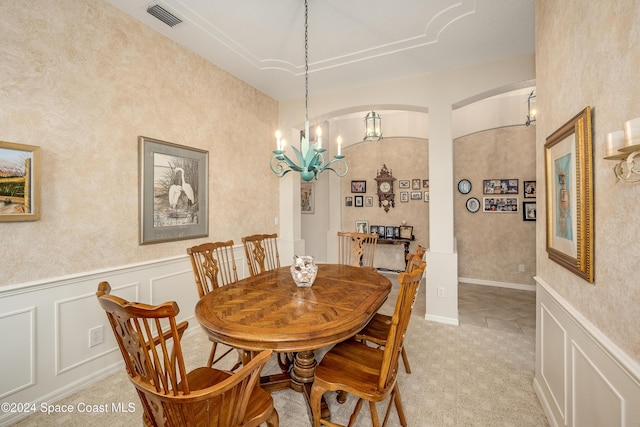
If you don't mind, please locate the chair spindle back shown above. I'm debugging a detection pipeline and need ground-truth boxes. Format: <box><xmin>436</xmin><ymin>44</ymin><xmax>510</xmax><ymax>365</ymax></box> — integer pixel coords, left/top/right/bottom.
<box><xmin>242</xmin><ymin>233</ymin><xmax>280</xmax><ymax>276</ymax></box>
<box><xmin>187</xmin><ymin>240</ymin><xmax>238</xmax><ymax>298</ymax></box>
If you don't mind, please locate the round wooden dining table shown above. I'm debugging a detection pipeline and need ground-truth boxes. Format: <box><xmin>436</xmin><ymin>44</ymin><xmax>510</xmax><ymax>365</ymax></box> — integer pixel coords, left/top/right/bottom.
<box><xmin>195</xmin><ymin>263</ymin><xmax>391</xmax><ymax>418</ymax></box>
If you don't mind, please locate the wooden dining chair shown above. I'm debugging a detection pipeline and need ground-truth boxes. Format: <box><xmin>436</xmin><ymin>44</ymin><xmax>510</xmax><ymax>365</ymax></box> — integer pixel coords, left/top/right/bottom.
<box><xmin>337</xmin><ymin>231</ymin><xmax>378</xmax><ymax>268</ymax></box>
<box><xmin>187</xmin><ymin>240</ymin><xmax>241</xmax><ymax>369</ymax></box>
<box><xmin>242</xmin><ymin>233</ymin><xmax>280</xmax><ymax>277</ymax></box>
<box><xmin>96</xmin><ymin>282</ymin><xmax>278</xmax><ymax>427</ymax></box>
<box><xmin>310</xmin><ymin>261</ymin><xmax>426</xmax><ymax>427</ymax></box>
<box><xmin>356</xmin><ymin>253</ymin><xmax>427</xmax><ymax>374</ymax></box>
<box><xmin>406</xmin><ymin>244</ymin><xmax>426</xmax><ymax>274</ymax></box>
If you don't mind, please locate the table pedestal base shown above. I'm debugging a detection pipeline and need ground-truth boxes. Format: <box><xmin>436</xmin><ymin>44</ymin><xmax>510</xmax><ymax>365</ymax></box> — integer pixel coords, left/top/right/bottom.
<box><xmin>258</xmin><ymin>350</ymin><xmax>331</xmax><ymax>423</ymax></box>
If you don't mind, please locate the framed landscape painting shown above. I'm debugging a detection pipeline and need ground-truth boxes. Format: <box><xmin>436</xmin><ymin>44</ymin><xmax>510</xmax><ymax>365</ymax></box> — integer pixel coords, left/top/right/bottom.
<box><xmin>139</xmin><ymin>136</ymin><xmax>209</xmax><ymax>244</ymax></box>
<box><xmin>0</xmin><ymin>141</ymin><xmax>41</xmax><ymax>222</ymax></box>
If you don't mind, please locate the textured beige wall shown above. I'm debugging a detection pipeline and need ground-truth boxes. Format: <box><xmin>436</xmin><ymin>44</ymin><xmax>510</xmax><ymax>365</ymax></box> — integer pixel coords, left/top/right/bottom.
<box><xmin>536</xmin><ymin>0</ymin><xmax>640</xmax><ymax>360</ymax></box>
<box><xmin>341</xmin><ymin>138</ymin><xmax>428</xmax><ymax>270</ymax></box>
<box><xmin>0</xmin><ymin>0</ymin><xmax>278</xmax><ymax>287</ymax></box>
<box><xmin>454</xmin><ymin>126</ymin><xmax>537</xmax><ymax>286</ymax></box>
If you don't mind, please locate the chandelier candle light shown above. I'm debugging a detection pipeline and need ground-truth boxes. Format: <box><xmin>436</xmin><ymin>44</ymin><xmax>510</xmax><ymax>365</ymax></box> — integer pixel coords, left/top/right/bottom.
<box><xmin>270</xmin><ymin>0</ymin><xmax>348</xmax><ymax>182</ymax></box>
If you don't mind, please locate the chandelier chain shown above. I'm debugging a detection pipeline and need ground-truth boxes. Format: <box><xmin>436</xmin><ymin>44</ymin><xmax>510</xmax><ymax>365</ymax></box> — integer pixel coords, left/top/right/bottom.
<box><xmin>304</xmin><ymin>0</ymin><xmax>309</xmax><ymax>123</ymax></box>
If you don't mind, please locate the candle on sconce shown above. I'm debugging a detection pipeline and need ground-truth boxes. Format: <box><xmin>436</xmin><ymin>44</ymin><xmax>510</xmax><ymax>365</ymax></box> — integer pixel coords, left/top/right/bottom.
<box><xmin>316</xmin><ymin>126</ymin><xmax>322</xmax><ymax>149</ymax></box>
<box><xmin>606</xmin><ymin>130</ymin><xmax>624</xmax><ymax>157</ymax></box>
<box><xmin>337</xmin><ymin>136</ymin><xmax>342</xmax><ymax>156</ymax></box>
<box><xmin>623</xmin><ymin>117</ymin><xmax>640</xmax><ymax>149</ymax></box>
<box><xmin>276</xmin><ymin>130</ymin><xmax>282</xmax><ymax>151</ymax></box>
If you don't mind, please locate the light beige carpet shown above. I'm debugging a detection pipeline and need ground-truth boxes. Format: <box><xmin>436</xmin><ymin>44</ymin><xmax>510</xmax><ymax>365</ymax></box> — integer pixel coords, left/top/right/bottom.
<box><xmin>13</xmin><ymin>282</ymin><xmax>548</xmax><ymax>427</ymax></box>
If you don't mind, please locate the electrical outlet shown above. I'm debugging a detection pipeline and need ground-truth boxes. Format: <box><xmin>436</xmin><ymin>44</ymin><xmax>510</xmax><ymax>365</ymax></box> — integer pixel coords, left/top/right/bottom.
<box><xmin>89</xmin><ymin>325</ymin><xmax>104</xmax><ymax>348</ymax></box>
<box><xmin>437</xmin><ymin>287</ymin><xmax>445</xmax><ymax>298</ymax></box>
<box><xmin>518</xmin><ymin>264</ymin><xmax>525</xmax><ymax>272</ymax></box>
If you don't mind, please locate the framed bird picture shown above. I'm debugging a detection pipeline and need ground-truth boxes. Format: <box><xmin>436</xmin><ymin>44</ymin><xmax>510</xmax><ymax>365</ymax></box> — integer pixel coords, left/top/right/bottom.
<box><xmin>139</xmin><ymin>136</ymin><xmax>209</xmax><ymax>244</ymax></box>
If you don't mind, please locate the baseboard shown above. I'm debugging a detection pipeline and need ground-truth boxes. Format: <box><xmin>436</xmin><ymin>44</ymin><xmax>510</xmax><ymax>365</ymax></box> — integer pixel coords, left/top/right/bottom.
<box><xmin>425</xmin><ymin>313</ymin><xmax>459</xmax><ymax>326</ymax></box>
<box><xmin>533</xmin><ymin>377</ymin><xmax>560</xmax><ymax>427</ymax></box>
<box><xmin>458</xmin><ymin>276</ymin><xmax>536</xmax><ymax>292</ymax></box>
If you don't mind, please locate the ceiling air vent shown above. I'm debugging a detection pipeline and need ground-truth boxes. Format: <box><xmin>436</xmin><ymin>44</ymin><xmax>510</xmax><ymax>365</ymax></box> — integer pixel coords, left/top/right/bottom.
<box><xmin>147</xmin><ymin>4</ymin><xmax>183</xmax><ymax>28</ymax></box>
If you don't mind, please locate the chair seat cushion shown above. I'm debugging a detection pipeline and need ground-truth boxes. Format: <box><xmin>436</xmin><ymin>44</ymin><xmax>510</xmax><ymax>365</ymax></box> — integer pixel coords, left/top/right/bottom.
<box><xmin>314</xmin><ymin>340</ymin><xmax>385</xmax><ymax>398</ymax></box>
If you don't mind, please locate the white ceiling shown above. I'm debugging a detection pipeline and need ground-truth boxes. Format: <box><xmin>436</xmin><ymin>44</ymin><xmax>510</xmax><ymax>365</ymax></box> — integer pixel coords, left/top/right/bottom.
<box><xmin>105</xmin><ymin>0</ymin><xmax>535</xmax><ymax>102</ymax></box>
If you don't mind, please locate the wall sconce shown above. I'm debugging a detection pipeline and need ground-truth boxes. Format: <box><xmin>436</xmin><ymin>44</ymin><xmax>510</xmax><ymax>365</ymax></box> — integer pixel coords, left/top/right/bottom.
<box><xmin>525</xmin><ymin>90</ymin><xmax>536</xmax><ymax>126</ymax></box>
<box><xmin>364</xmin><ymin>111</ymin><xmax>382</xmax><ymax>140</ymax></box>
<box><xmin>604</xmin><ymin>117</ymin><xmax>640</xmax><ymax>182</ymax></box>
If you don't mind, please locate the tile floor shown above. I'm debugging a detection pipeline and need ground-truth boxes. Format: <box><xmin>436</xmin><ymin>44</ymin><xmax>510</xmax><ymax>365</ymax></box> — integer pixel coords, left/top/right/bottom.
<box><xmin>458</xmin><ymin>282</ymin><xmax>536</xmax><ymax>336</ymax></box>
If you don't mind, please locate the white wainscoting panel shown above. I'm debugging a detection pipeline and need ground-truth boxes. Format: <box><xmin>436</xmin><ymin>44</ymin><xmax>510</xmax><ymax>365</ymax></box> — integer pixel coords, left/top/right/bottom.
<box><xmin>0</xmin><ymin>254</ymin><xmax>209</xmax><ymax>426</ymax></box>
<box><xmin>534</xmin><ymin>277</ymin><xmax>640</xmax><ymax>427</ymax></box>
<box><xmin>572</xmin><ymin>342</ymin><xmax>623</xmax><ymax>427</ymax></box>
<box><xmin>539</xmin><ymin>302</ymin><xmax>567</xmax><ymax>422</ymax></box>
<box><xmin>0</xmin><ymin>306</ymin><xmax>36</xmax><ymax>399</ymax></box>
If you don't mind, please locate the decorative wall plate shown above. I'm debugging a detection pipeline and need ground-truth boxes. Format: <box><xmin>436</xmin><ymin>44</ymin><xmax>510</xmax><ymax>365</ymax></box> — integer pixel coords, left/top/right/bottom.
<box><xmin>466</xmin><ymin>197</ymin><xmax>480</xmax><ymax>213</ymax></box>
<box><xmin>458</xmin><ymin>179</ymin><xmax>472</xmax><ymax>194</ymax></box>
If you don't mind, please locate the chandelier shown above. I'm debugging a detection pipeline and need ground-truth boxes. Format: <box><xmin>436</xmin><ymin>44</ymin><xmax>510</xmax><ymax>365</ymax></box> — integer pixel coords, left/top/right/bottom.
<box><xmin>525</xmin><ymin>90</ymin><xmax>536</xmax><ymax>126</ymax></box>
<box><xmin>270</xmin><ymin>0</ymin><xmax>348</xmax><ymax>182</ymax></box>
<box><xmin>364</xmin><ymin>111</ymin><xmax>382</xmax><ymax>140</ymax></box>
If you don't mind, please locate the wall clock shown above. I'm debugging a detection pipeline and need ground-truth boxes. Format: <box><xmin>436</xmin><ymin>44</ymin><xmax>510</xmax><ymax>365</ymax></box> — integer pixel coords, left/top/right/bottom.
<box><xmin>458</xmin><ymin>179</ymin><xmax>472</xmax><ymax>194</ymax></box>
<box><xmin>466</xmin><ymin>197</ymin><xmax>480</xmax><ymax>213</ymax></box>
<box><xmin>375</xmin><ymin>164</ymin><xmax>396</xmax><ymax>213</ymax></box>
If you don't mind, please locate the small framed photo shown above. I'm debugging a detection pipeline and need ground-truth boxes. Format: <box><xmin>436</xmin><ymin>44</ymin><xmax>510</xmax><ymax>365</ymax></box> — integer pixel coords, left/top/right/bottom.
<box><xmin>523</xmin><ymin>201</ymin><xmax>536</xmax><ymax>221</ymax></box>
<box><xmin>345</xmin><ymin>196</ymin><xmax>353</xmax><ymax>207</ymax></box>
<box><xmin>483</xmin><ymin>197</ymin><xmax>519</xmax><ymax>212</ymax></box>
<box><xmin>411</xmin><ymin>191</ymin><xmax>422</xmax><ymax>200</ymax></box>
<box><xmin>400</xmin><ymin>225</ymin><xmax>413</xmax><ymax>240</ymax></box>
<box><xmin>423</xmin><ymin>179</ymin><xmax>429</xmax><ymax>189</ymax></box>
<box><xmin>354</xmin><ymin>195</ymin><xmax>364</xmax><ymax>207</ymax></box>
<box><xmin>393</xmin><ymin>226</ymin><xmax>400</xmax><ymax>239</ymax></box>
<box><xmin>0</xmin><ymin>141</ymin><xmax>41</xmax><ymax>222</ymax></box>
<box><xmin>400</xmin><ymin>191</ymin><xmax>409</xmax><ymax>203</ymax></box>
<box><xmin>355</xmin><ymin>220</ymin><xmax>369</xmax><ymax>233</ymax></box>
<box><xmin>524</xmin><ymin>180</ymin><xmax>536</xmax><ymax>198</ymax></box>
<box><xmin>424</xmin><ymin>192</ymin><xmax>429</xmax><ymax>202</ymax></box>
<box><xmin>399</xmin><ymin>180</ymin><xmax>410</xmax><ymax>189</ymax></box>
<box><xmin>351</xmin><ymin>180</ymin><xmax>366</xmax><ymax>193</ymax></box>
<box><xmin>385</xmin><ymin>226</ymin><xmax>394</xmax><ymax>238</ymax></box>
<box><xmin>377</xmin><ymin>226</ymin><xmax>386</xmax><ymax>238</ymax></box>
<box><xmin>411</xmin><ymin>179</ymin><xmax>421</xmax><ymax>190</ymax></box>
<box><xmin>365</xmin><ymin>196</ymin><xmax>374</xmax><ymax>207</ymax></box>
<box><xmin>370</xmin><ymin>225</ymin><xmax>379</xmax><ymax>235</ymax></box>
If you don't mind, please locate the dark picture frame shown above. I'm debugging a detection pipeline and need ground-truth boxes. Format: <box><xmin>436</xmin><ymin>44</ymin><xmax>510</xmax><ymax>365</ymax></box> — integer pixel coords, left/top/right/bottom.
<box><xmin>351</xmin><ymin>180</ymin><xmax>366</xmax><ymax>193</ymax></box>
<box><xmin>139</xmin><ymin>136</ymin><xmax>209</xmax><ymax>244</ymax></box>
<box><xmin>524</xmin><ymin>180</ymin><xmax>537</xmax><ymax>198</ymax></box>
<box><xmin>354</xmin><ymin>195</ymin><xmax>364</xmax><ymax>207</ymax></box>
<box><xmin>544</xmin><ymin>106</ymin><xmax>594</xmax><ymax>283</ymax></box>
<box><xmin>0</xmin><ymin>141</ymin><xmax>41</xmax><ymax>222</ymax></box>
<box><xmin>523</xmin><ymin>201</ymin><xmax>536</xmax><ymax>221</ymax></box>
<box><xmin>483</xmin><ymin>179</ymin><xmax>519</xmax><ymax>194</ymax></box>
